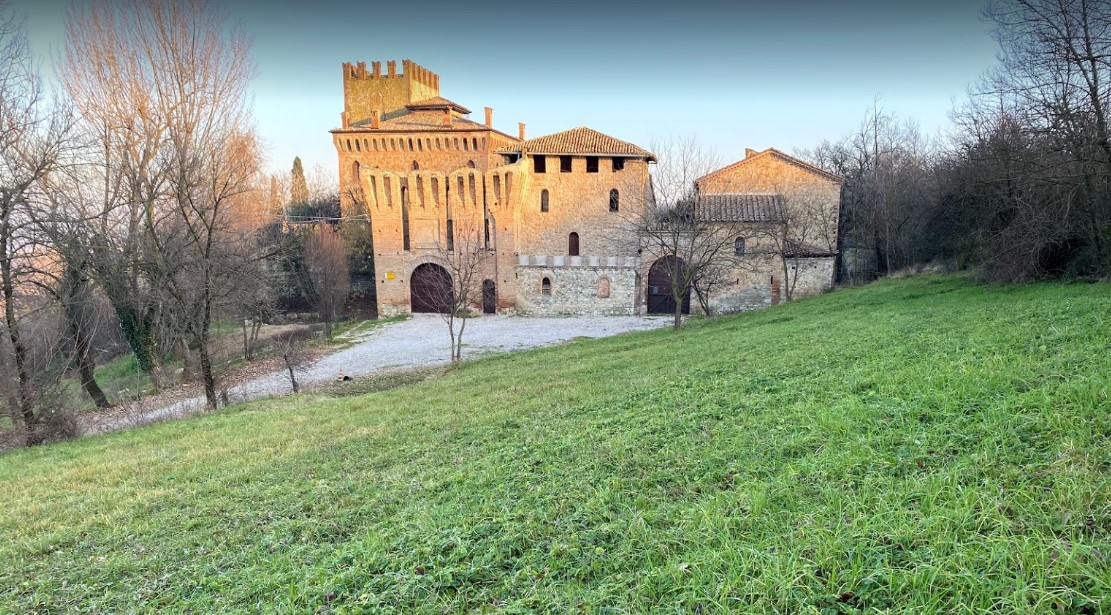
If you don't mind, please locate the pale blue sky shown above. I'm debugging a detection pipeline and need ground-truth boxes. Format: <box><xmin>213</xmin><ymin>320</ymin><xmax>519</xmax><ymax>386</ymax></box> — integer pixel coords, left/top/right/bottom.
<box><xmin>13</xmin><ymin>0</ymin><xmax>998</xmax><ymax>180</ymax></box>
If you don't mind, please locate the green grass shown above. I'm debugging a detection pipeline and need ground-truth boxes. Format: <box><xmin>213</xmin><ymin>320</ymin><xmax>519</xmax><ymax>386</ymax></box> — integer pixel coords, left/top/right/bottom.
<box><xmin>2</xmin><ymin>275</ymin><xmax>1110</xmax><ymax>613</ymax></box>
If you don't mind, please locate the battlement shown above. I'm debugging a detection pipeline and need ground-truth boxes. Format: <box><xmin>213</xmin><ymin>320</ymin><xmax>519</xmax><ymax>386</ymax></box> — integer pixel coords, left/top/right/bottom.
<box><xmin>341</xmin><ymin>59</ymin><xmax>440</xmax><ymax>91</ymax></box>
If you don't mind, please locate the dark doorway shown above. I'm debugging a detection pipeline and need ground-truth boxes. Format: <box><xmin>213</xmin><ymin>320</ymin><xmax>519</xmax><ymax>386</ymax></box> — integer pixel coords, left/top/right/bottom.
<box><xmin>482</xmin><ymin>279</ymin><xmax>496</xmax><ymax>314</ymax></box>
<box><xmin>410</xmin><ymin>263</ymin><xmax>453</xmax><ymax>313</ymax></box>
<box><xmin>647</xmin><ymin>256</ymin><xmax>690</xmax><ymax>315</ymax></box>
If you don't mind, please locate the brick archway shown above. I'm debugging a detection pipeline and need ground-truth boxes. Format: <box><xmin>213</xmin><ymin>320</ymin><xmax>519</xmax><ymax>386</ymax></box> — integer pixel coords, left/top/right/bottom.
<box><xmin>410</xmin><ymin>263</ymin><xmax>453</xmax><ymax>313</ymax></box>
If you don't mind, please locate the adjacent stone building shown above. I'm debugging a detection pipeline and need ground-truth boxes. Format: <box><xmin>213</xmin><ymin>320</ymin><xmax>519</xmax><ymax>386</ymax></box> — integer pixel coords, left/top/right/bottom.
<box><xmin>693</xmin><ymin>148</ymin><xmax>842</xmax><ymax>311</ymax></box>
<box><xmin>331</xmin><ymin>60</ymin><xmax>840</xmax><ymax>317</ymax></box>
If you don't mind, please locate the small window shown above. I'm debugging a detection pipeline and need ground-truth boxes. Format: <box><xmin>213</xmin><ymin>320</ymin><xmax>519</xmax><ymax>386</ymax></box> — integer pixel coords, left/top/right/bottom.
<box><xmin>412</xmin><ymin>160</ymin><xmax>419</xmax><ymax>171</ymax></box>
<box><xmin>540</xmin><ymin>189</ymin><xmax>549</xmax><ymax>212</ymax></box>
<box><xmin>568</xmin><ymin>232</ymin><xmax>579</xmax><ymax>256</ymax></box>
<box><xmin>609</xmin><ymin>189</ymin><xmax>619</xmax><ymax>212</ymax></box>
<box><xmin>735</xmin><ymin>237</ymin><xmax>746</xmax><ymax>256</ymax></box>
<box><xmin>446</xmin><ymin>218</ymin><xmax>454</xmax><ymax>251</ymax></box>
<box><xmin>467</xmin><ymin>160</ymin><xmax>476</xmax><ymax>168</ymax></box>
<box><xmin>586</xmin><ymin>156</ymin><xmax>599</xmax><ymax>173</ymax></box>
<box><xmin>612</xmin><ymin>157</ymin><xmax>626</xmax><ymax>171</ymax></box>
<box><xmin>542</xmin><ymin>277</ymin><xmax>551</xmax><ymax>296</ymax></box>
<box><xmin>560</xmin><ymin>155</ymin><xmax>572</xmax><ymax>173</ymax></box>
<box><xmin>534</xmin><ymin>155</ymin><xmax>546</xmax><ymax>173</ymax></box>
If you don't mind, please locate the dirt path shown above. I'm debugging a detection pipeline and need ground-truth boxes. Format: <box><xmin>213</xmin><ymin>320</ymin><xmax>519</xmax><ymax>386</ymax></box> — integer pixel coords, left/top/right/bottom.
<box><xmin>84</xmin><ymin>314</ymin><xmax>670</xmax><ymax>434</ymax></box>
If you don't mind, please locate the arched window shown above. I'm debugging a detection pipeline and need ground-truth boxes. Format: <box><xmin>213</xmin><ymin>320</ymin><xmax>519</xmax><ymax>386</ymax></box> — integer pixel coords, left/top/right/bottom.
<box><xmin>734</xmin><ymin>237</ymin><xmax>746</xmax><ymax>255</ymax></box>
<box><xmin>542</xmin><ymin>277</ymin><xmax>552</xmax><ymax>296</ymax></box>
<box><xmin>412</xmin><ymin>160</ymin><xmax>420</xmax><ymax>171</ymax></box>
<box><xmin>354</xmin><ymin>139</ymin><xmax>361</xmax><ymax>152</ymax></box>
<box><xmin>609</xmin><ymin>189</ymin><xmax>619</xmax><ymax>212</ymax></box>
<box><xmin>352</xmin><ymin>161</ymin><xmax>361</xmax><ymax>182</ymax></box>
<box><xmin>540</xmin><ymin>189</ymin><xmax>549</xmax><ymax>212</ymax></box>
<box><xmin>467</xmin><ymin>160</ymin><xmax>475</xmax><ymax>168</ymax></box>
<box><xmin>568</xmin><ymin>232</ymin><xmax>579</xmax><ymax>257</ymax></box>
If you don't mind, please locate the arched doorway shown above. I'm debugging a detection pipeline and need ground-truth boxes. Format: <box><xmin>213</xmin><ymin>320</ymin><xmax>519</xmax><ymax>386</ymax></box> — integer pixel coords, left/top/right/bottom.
<box><xmin>647</xmin><ymin>256</ymin><xmax>690</xmax><ymax>315</ymax></box>
<box><xmin>410</xmin><ymin>263</ymin><xmax>453</xmax><ymax>313</ymax></box>
<box><xmin>482</xmin><ymin>279</ymin><xmax>496</xmax><ymax>314</ymax></box>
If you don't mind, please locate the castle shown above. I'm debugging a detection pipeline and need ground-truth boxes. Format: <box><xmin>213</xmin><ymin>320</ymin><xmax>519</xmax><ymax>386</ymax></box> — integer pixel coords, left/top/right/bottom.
<box><xmin>331</xmin><ymin>60</ymin><xmax>839</xmax><ymax>317</ymax></box>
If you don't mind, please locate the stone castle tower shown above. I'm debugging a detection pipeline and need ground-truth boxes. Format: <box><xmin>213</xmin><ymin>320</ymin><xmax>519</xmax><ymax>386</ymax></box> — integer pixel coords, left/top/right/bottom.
<box><xmin>339</xmin><ymin>59</ymin><xmax>440</xmax><ymax>130</ymax></box>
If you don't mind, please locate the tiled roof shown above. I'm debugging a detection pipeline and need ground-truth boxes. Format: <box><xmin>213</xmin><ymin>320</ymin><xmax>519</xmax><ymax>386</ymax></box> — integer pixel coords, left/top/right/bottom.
<box><xmin>785</xmin><ymin>238</ymin><xmax>836</xmax><ymax>257</ymax></box>
<box><xmin>350</xmin><ymin>110</ymin><xmax>487</xmax><ymax>131</ymax></box>
<box><xmin>406</xmin><ymin>96</ymin><xmax>471</xmax><ymax>114</ymax></box>
<box><xmin>696</xmin><ymin>193</ymin><xmax>785</xmax><ymax>222</ymax></box>
<box><xmin>695</xmin><ymin>148</ymin><xmax>844</xmax><ymax>185</ymax></box>
<box><xmin>497</xmin><ymin>126</ymin><xmax>655</xmax><ymax>160</ymax></box>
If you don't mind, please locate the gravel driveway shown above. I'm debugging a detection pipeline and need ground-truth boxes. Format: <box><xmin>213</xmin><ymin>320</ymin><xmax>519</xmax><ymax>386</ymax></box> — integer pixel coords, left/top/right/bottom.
<box><xmin>99</xmin><ymin>314</ymin><xmax>670</xmax><ymax>431</ymax></box>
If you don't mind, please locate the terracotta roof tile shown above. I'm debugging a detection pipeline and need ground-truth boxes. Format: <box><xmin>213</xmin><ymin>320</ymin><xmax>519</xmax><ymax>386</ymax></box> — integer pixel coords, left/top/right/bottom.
<box><xmin>350</xmin><ymin>110</ymin><xmax>487</xmax><ymax>131</ymax></box>
<box><xmin>406</xmin><ymin>96</ymin><xmax>471</xmax><ymax>114</ymax></box>
<box><xmin>497</xmin><ymin>126</ymin><xmax>655</xmax><ymax>160</ymax></box>
<box><xmin>785</xmin><ymin>238</ymin><xmax>836</xmax><ymax>257</ymax></box>
<box><xmin>696</xmin><ymin>193</ymin><xmax>785</xmax><ymax>222</ymax></box>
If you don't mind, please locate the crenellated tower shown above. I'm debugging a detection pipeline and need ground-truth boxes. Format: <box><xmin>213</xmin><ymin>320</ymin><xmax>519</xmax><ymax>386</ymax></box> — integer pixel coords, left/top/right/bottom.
<box><xmin>340</xmin><ymin>59</ymin><xmax>440</xmax><ymax>128</ymax></box>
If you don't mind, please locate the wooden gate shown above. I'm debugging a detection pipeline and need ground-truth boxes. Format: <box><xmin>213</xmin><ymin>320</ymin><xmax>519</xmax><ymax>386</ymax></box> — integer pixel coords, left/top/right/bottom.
<box><xmin>410</xmin><ymin>263</ymin><xmax>453</xmax><ymax>313</ymax></box>
<box><xmin>482</xmin><ymin>279</ymin><xmax>496</xmax><ymax>314</ymax></box>
<box><xmin>647</xmin><ymin>256</ymin><xmax>690</xmax><ymax>315</ymax></box>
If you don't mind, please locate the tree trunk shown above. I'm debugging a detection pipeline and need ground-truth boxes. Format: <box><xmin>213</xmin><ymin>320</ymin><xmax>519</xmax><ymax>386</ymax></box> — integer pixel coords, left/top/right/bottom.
<box><xmin>672</xmin><ymin>299</ymin><xmax>682</xmax><ymax>331</ymax></box>
<box><xmin>198</xmin><ymin>298</ymin><xmax>218</xmax><ymax>410</ymax></box>
<box><xmin>285</xmin><ymin>358</ymin><xmax>299</xmax><ymax>393</ymax></box>
<box><xmin>73</xmin><ymin>323</ymin><xmax>111</xmax><ymax>409</ymax></box>
<box><xmin>115</xmin><ymin>305</ymin><xmax>159</xmax><ymax>376</ymax></box>
<box><xmin>1</xmin><ymin>216</ymin><xmax>36</xmax><ymax>438</ymax></box>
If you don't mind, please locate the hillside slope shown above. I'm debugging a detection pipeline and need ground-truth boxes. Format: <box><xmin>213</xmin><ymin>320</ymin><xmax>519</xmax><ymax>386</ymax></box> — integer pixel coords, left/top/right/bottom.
<box><xmin>1</xmin><ymin>275</ymin><xmax>1109</xmax><ymax>613</ymax></box>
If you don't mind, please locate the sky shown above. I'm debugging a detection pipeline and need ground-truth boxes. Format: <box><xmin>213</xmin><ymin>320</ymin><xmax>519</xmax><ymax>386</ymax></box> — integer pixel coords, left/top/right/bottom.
<box><xmin>12</xmin><ymin>0</ymin><xmax>1000</xmax><ymax>181</ymax></box>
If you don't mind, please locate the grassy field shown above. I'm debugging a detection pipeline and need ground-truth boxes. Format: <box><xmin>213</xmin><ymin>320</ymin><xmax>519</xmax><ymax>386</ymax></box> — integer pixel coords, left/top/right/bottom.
<box><xmin>1</xmin><ymin>275</ymin><xmax>1109</xmax><ymax>613</ymax></box>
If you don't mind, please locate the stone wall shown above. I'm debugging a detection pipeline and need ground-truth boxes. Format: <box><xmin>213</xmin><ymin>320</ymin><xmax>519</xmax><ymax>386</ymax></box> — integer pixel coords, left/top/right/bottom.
<box><xmin>697</xmin><ymin>150</ymin><xmax>841</xmax><ymax>252</ymax></box>
<box><xmin>514</xmin><ymin>155</ymin><xmax>651</xmax><ymax>257</ymax></box>
<box><xmin>515</xmin><ymin>256</ymin><xmax>640</xmax><ymax>315</ymax></box>
<box><xmin>787</xmin><ymin>257</ymin><xmax>835</xmax><ymax>299</ymax></box>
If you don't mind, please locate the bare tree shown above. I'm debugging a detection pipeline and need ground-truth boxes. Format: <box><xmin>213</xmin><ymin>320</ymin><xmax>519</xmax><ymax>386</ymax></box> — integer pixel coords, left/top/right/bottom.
<box><xmin>623</xmin><ymin>137</ymin><xmax>731</xmax><ymax>330</ymax></box>
<box><xmin>302</xmin><ymin>225</ymin><xmax>349</xmax><ymax>338</ymax></box>
<box><xmin>278</xmin><ymin>331</ymin><xmax>310</xmax><ymax>393</ymax></box>
<box><xmin>65</xmin><ymin>0</ymin><xmax>261</xmax><ymax>410</ymax></box>
<box><xmin>0</xmin><ymin>2</ymin><xmax>77</xmax><ymax>441</ymax></box>
<box><xmin>410</xmin><ymin>217</ymin><xmax>485</xmax><ymax>361</ymax></box>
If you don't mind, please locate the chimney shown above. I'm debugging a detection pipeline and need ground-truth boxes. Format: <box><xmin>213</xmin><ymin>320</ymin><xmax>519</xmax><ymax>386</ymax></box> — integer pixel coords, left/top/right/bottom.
<box><xmin>340</xmin><ymin>111</ymin><xmax>349</xmax><ymax>129</ymax></box>
<box><xmin>484</xmin><ymin>107</ymin><xmax>493</xmax><ymax>128</ymax></box>
<box><xmin>372</xmin><ymin>110</ymin><xmax>380</xmax><ymax>129</ymax></box>
<box><xmin>372</xmin><ymin>61</ymin><xmax>381</xmax><ymax>78</ymax></box>
<box><xmin>518</xmin><ymin>122</ymin><xmax>526</xmax><ymax>141</ymax></box>
<box><xmin>387</xmin><ymin>60</ymin><xmax>396</xmax><ymax>78</ymax></box>
<box><xmin>745</xmin><ymin>148</ymin><xmax>758</xmax><ymax>158</ymax></box>
<box><xmin>442</xmin><ymin>109</ymin><xmax>452</xmax><ymax>127</ymax></box>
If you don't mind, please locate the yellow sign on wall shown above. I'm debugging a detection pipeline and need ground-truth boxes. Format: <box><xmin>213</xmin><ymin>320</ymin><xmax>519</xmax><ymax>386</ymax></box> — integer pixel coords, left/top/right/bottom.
<box><xmin>386</xmin><ymin>271</ymin><xmax>396</xmax><ymax>280</ymax></box>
